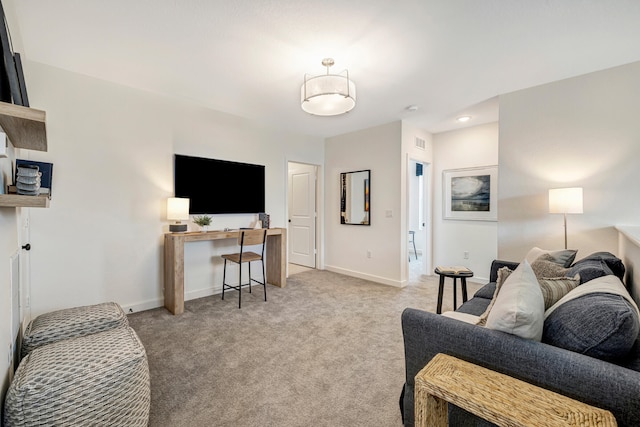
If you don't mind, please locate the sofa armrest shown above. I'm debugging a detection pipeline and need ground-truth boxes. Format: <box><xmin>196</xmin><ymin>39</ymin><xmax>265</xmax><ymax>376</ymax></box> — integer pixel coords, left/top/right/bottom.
<box><xmin>401</xmin><ymin>308</ymin><xmax>640</xmax><ymax>427</ymax></box>
<box><xmin>488</xmin><ymin>259</ymin><xmax>519</xmax><ymax>282</ymax></box>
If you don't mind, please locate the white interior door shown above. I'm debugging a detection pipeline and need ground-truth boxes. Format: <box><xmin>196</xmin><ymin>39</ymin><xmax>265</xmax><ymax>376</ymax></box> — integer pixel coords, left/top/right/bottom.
<box><xmin>288</xmin><ymin>162</ymin><xmax>316</xmax><ymax>268</ymax></box>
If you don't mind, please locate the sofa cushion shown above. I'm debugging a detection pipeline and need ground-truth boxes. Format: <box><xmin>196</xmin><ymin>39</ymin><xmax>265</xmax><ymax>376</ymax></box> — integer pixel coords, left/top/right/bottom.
<box><xmin>485</xmin><ymin>261</ymin><xmax>545</xmax><ymax>341</ymax></box>
<box><xmin>473</xmin><ymin>283</ymin><xmax>496</xmax><ymax>300</ymax></box>
<box><xmin>543</xmin><ymin>275</ymin><xmax>640</xmax><ymax>360</ymax></box>
<box><xmin>455</xmin><ymin>297</ymin><xmax>492</xmax><ymax>316</ymax></box>
<box><xmin>525</xmin><ymin>247</ymin><xmax>578</xmax><ymax>267</ymax></box>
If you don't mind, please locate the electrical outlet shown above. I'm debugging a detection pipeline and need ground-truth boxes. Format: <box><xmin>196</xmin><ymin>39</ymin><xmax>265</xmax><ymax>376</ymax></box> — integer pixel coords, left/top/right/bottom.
<box><xmin>464</xmin><ymin>251</ymin><xmax>469</xmax><ymax>259</ymax></box>
<box><xmin>367</xmin><ymin>250</ymin><xmax>372</xmax><ymax>258</ymax></box>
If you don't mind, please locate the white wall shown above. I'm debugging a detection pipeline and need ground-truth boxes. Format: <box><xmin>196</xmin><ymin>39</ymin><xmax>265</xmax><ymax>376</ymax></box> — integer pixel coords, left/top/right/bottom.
<box><xmin>325</xmin><ymin>121</ymin><xmax>404</xmax><ymax>286</ymax></box>
<box><xmin>21</xmin><ymin>61</ymin><xmax>323</xmax><ymax>317</ymax></box>
<box><xmin>498</xmin><ymin>61</ymin><xmax>640</xmax><ymax>261</ymax></box>
<box><xmin>432</xmin><ymin>122</ymin><xmax>499</xmax><ymax>281</ymax></box>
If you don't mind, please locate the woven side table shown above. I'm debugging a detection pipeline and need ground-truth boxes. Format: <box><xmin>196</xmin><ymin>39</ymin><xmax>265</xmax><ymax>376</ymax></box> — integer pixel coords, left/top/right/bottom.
<box><xmin>415</xmin><ymin>353</ymin><xmax>617</xmax><ymax>427</ymax></box>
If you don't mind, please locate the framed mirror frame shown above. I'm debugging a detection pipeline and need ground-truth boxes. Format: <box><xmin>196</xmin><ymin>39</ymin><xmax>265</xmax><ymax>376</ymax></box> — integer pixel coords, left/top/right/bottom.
<box><xmin>340</xmin><ymin>169</ymin><xmax>371</xmax><ymax>225</ymax></box>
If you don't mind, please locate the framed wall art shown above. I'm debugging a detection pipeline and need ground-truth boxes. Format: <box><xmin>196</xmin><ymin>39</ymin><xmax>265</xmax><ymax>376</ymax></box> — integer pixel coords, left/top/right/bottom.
<box><xmin>443</xmin><ymin>166</ymin><xmax>497</xmax><ymax>221</ymax></box>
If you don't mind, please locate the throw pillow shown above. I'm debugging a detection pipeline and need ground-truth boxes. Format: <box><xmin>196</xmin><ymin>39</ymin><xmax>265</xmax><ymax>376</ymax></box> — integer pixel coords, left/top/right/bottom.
<box><xmin>485</xmin><ymin>261</ymin><xmax>545</xmax><ymax>341</ymax></box>
<box><xmin>531</xmin><ymin>254</ymin><xmax>571</xmax><ymax>279</ymax></box>
<box><xmin>568</xmin><ymin>259</ymin><xmax>613</xmax><ymax>284</ymax></box>
<box><xmin>571</xmin><ymin>252</ymin><xmax>625</xmax><ymax>281</ymax></box>
<box><xmin>478</xmin><ymin>267</ymin><xmax>512</xmax><ymax>326</ymax></box>
<box><xmin>525</xmin><ymin>247</ymin><xmax>578</xmax><ymax>268</ymax></box>
<box><xmin>543</xmin><ymin>276</ymin><xmax>640</xmax><ymax>360</ymax></box>
<box><xmin>537</xmin><ymin>275</ymin><xmax>580</xmax><ymax>310</ymax></box>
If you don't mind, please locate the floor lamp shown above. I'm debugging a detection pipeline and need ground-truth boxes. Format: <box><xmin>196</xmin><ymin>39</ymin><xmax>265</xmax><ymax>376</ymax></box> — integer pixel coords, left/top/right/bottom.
<box><xmin>548</xmin><ymin>187</ymin><xmax>583</xmax><ymax>249</ymax></box>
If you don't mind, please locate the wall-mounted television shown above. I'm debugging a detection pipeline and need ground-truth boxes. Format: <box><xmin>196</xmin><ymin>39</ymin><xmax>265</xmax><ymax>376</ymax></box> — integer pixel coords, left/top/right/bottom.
<box><xmin>174</xmin><ymin>154</ymin><xmax>265</xmax><ymax>215</ymax></box>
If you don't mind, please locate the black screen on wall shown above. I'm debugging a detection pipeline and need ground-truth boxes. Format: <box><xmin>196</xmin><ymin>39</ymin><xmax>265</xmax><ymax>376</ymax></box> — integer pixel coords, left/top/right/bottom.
<box><xmin>174</xmin><ymin>154</ymin><xmax>265</xmax><ymax>214</ymax></box>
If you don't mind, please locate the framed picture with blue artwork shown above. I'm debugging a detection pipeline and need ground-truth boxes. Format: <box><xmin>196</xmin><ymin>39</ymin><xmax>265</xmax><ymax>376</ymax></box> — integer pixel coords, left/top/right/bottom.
<box><xmin>443</xmin><ymin>166</ymin><xmax>497</xmax><ymax>221</ymax></box>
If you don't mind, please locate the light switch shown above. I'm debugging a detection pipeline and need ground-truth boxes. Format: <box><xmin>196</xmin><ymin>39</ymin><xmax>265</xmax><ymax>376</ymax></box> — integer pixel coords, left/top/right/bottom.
<box><xmin>385</xmin><ymin>210</ymin><xmax>393</xmax><ymax>218</ymax></box>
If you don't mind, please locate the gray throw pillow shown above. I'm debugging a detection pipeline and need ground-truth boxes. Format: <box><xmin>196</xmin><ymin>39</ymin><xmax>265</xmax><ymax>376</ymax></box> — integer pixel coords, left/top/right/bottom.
<box><xmin>531</xmin><ymin>254</ymin><xmax>571</xmax><ymax>279</ymax></box>
<box><xmin>543</xmin><ymin>292</ymin><xmax>640</xmax><ymax>360</ymax></box>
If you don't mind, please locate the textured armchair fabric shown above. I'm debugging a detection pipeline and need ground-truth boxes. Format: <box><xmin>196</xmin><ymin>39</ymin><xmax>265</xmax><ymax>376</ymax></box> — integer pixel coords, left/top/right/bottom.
<box><xmin>5</xmin><ymin>326</ymin><xmax>150</xmax><ymax>427</ymax></box>
<box><xmin>21</xmin><ymin>301</ymin><xmax>129</xmax><ymax>358</ymax></box>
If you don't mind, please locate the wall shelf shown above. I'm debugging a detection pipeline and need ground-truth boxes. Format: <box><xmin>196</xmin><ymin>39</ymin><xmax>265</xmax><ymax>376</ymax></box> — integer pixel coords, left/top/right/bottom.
<box><xmin>0</xmin><ymin>194</ymin><xmax>50</xmax><ymax>208</ymax></box>
<box><xmin>0</xmin><ymin>102</ymin><xmax>49</xmax><ymax>207</ymax></box>
<box><xmin>0</xmin><ymin>101</ymin><xmax>47</xmax><ymax>151</ymax></box>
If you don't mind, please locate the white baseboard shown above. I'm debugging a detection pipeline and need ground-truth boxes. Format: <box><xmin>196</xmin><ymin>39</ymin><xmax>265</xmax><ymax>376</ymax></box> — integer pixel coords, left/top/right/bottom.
<box><xmin>122</xmin><ymin>286</ymin><xmax>223</xmax><ymax>314</ymax></box>
<box><xmin>324</xmin><ymin>265</ymin><xmax>405</xmax><ymax>288</ymax></box>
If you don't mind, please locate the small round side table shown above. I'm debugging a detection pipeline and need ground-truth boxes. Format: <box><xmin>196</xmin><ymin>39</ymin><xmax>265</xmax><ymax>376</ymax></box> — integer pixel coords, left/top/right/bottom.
<box><xmin>434</xmin><ymin>267</ymin><xmax>474</xmax><ymax>314</ymax></box>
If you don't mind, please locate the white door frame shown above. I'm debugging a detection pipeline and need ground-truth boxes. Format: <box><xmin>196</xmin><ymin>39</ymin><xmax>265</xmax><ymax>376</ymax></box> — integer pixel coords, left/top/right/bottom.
<box><xmin>407</xmin><ymin>157</ymin><xmax>432</xmax><ymax>277</ymax></box>
<box><xmin>285</xmin><ymin>160</ymin><xmax>322</xmax><ymax>271</ymax></box>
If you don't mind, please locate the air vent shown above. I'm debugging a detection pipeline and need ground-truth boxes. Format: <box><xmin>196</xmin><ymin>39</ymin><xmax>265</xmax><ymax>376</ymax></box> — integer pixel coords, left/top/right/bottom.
<box><xmin>415</xmin><ymin>137</ymin><xmax>426</xmax><ymax>150</ymax></box>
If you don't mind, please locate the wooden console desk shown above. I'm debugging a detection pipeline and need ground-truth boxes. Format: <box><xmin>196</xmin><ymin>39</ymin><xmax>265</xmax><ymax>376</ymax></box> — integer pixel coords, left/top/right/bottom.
<box><xmin>164</xmin><ymin>228</ymin><xmax>287</xmax><ymax>315</ymax></box>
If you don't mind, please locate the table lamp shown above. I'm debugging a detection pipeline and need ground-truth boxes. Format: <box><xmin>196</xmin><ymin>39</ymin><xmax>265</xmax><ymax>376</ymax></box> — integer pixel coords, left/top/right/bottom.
<box><xmin>548</xmin><ymin>187</ymin><xmax>583</xmax><ymax>249</ymax></box>
<box><xmin>167</xmin><ymin>197</ymin><xmax>190</xmax><ymax>232</ymax></box>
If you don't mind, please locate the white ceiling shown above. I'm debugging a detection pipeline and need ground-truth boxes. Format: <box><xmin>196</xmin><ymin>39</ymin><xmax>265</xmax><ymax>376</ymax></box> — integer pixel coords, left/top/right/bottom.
<box><xmin>11</xmin><ymin>0</ymin><xmax>640</xmax><ymax>137</ymax></box>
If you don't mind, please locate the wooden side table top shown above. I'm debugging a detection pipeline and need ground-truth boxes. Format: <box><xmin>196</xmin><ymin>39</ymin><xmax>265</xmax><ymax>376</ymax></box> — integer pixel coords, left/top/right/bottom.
<box><xmin>415</xmin><ymin>353</ymin><xmax>617</xmax><ymax>427</ymax></box>
<box><xmin>434</xmin><ymin>267</ymin><xmax>474</xmax><ymax>278</ymax></box>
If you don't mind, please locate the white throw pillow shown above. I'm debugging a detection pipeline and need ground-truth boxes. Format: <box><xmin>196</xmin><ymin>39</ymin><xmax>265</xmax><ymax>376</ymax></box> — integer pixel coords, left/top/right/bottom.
<box><xmin>485</xmin><ymin>260</ymin><xmax>545</xmax><ymax>341</ymax></box>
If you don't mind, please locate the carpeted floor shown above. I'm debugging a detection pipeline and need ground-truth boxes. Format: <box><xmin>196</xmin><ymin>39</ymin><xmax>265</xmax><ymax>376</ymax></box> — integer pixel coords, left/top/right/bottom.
<box><xmin>127</xmin><ymin>265</ymin><xmax>483</xmax><ymax>427</ymax></box>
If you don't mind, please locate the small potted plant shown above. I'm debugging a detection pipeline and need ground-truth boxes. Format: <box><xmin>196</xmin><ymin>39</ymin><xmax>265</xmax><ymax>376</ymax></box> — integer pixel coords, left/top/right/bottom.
<box><xmin>192</xmin><ymin>215</ymin><xmax>212</xmax><ymax>232</ymax></box>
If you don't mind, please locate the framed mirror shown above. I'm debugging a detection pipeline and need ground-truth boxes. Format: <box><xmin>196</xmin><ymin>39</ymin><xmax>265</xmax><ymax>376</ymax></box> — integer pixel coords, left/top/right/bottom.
<box><xmin>340</xmin><ymin>169</ymin><xmax>370</xmax><ymax>225</ymax></box>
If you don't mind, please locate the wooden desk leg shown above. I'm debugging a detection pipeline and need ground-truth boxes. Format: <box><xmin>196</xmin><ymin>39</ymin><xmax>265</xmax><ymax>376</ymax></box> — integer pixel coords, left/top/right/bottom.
<box><xmin>164</xmin><ymin>234</ymin><xmax>185</xmax><ymax>315</ymax></box>
<box><xmin>436</xmin><ymin>275</ymin><xmax>445</xmax><ymax>314</ymax></box>
<box><xmin>266</xmin><ymin>229</ymin><xmax>287</xmax><ymax>288</ymax></box>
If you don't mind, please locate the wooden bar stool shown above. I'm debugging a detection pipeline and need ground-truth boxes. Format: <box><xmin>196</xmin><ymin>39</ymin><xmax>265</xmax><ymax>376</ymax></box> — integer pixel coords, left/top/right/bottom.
<box><xmin>434</xmin><ymin>267</ymin><xmax>473</xmax><ymax>314</ymax></box>
<box><xmin>221</xmin><ymin>229</ymin><xmax>268</xmax><ymax>308</ymax></box>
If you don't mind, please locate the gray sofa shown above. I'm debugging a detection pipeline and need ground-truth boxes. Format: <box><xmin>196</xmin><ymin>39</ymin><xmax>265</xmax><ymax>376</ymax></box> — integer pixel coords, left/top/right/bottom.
<box><xmin>401</xmin><ymin>253</ymin><xmax>640</xmax><ymax>426</ymax></box>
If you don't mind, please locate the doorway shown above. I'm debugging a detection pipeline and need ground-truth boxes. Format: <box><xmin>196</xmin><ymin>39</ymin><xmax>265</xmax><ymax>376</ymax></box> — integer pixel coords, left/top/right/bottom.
<box><xmin>287</xmin><ymin>162</ymin><xmax>318</xmax><ymax>269</ymax></box>
<box><xmin>408</xmin><ymin>159</ymin><xmax>431</xmax><ymax>280</ymax></box>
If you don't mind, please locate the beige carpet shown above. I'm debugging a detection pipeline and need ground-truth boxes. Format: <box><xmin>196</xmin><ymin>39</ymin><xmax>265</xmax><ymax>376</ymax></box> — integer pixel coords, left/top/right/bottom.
<box><xmin>128</xmin><ymin>265</ymin><xmax>483</xmax><ymax>427</ymax></box>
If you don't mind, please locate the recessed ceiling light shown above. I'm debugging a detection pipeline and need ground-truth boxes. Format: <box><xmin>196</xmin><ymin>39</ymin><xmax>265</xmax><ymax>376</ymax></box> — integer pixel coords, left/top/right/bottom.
<box><xmin>406</xmin><ymin>105</ymin><xmax>419</xmax><ymax>112</ymax></box>
<box><xmin>457</xmin><ymin>116</ymin><xmax>471</xmax><ymax>122</ymax></box>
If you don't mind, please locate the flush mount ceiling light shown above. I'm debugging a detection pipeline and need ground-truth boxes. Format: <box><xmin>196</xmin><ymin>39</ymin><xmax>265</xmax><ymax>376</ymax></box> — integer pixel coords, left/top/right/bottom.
<box><xmin>457</xmin><ymin>115</ymin><xmax>471</xmax><ymax>122</ymax></box>
<box><xmin>301</xmin><ymin>58</ymin><xmax>356</xmax><ymax>116</ymax></box>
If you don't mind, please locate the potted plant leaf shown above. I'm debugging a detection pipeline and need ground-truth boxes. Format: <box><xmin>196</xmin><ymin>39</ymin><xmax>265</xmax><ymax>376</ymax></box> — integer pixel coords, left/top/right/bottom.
<box><xmin>192</xmin><ymin>215</ymin><xmax>212</xmax><ymax>232</ymax></box>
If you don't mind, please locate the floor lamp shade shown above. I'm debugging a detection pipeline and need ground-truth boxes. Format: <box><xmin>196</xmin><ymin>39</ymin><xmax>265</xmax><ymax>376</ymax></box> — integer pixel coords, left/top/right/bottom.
<box><xmin>167</xmin><ymin>197</ymin><xmax>189</xmax><ymax>232</ymax></box>
<box><xmin>548</xmin><ymin>187</ymin><xmax>583</xmax><ymax>249</ymax></box>
<box><xmin>549</xmin><ymin>188</ymin><xmax>583</xmax><ymax>214</ymax></box>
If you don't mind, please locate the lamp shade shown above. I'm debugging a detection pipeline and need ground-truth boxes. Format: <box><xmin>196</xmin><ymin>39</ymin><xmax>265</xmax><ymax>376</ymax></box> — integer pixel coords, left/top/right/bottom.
<box><xmin>301</xmin><ymin>73</ymin><xmax>356</xmax><ymax>116</ymax></box>
<box><xmin>548</xmin><ymin>188</ymin><xmax>583</xmax><ymax>214</ymax></box>
<box><xmin>301</xmin><ymin>58</ymin><xmax>356</xmax><ymax>116</ymax></box>
<box><xmin>167</xmin><ymin>197</ymin><xmax>190</xmax><ymax>221</ymax></box>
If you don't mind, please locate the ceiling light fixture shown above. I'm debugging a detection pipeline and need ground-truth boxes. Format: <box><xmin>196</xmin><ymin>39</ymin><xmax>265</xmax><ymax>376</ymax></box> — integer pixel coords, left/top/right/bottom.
<box><xmin>301</xmin><ymin>58</ymin><xmax>356</xmax><ymax>116</ymax></box>
<box><xmin>457</xmin><ymin>116</ymin><xmax>471</xmax><ymax>123</ymax></box>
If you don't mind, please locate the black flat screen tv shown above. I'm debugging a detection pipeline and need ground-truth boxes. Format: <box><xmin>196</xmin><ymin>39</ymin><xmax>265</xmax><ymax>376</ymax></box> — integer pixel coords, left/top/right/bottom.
<box><xmin>174</xmin><ymin>154</ymin><xmax>265</xmax><ymax>215</ymax></box>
